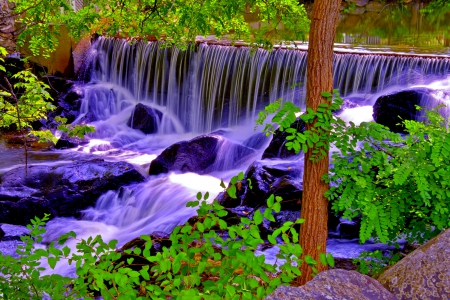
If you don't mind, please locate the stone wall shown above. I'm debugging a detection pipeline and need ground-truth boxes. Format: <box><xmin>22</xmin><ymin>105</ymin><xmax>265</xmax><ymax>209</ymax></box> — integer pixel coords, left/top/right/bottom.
<box><xmin>0</xmin><ymin>0</ymin><xmax>16</xmax><ymax>52</ymax></box>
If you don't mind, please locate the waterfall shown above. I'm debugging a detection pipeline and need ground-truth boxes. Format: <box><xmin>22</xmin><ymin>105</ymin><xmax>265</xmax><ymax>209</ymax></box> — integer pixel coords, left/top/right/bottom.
<box><xmin>81</xmin><ymin>37</ymin><xmax>450</xmax><ymax>134</ymax></box>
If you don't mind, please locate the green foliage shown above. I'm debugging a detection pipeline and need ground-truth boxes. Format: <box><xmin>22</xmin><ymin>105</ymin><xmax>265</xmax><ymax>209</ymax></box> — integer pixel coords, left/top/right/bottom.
<box><xmin>0</xmin><ymin>68</ymin><xmax>55</xmax><ymax>131</ymax></box>
<box><xmin>257</xmin><ymin>89</ymin><xmax>344</xmax><ymax>162</ymax></box>
<box><xmin>0</xmin><ymin>214</ymin><xmax>74</xmax><ymax>299</ymax></box>
<box><xmin>0</xmin><ymin>46</ymin><xmax>95</xmax><ymax>145</ymax></box>
<box><xmin>353</xmin><ymin>250</ymin><xmax>402</xmax><ymax>278</ymax></box>
<box><xmin>0</xmin><ymin>177</ymin><xmax>331</xmax><ymax>299</ymax></box>
<box><xmin>11</xmin><ymin>0</ymin><xmax>309</xmax><ymax>56</ymax></box>
<box><xmin>257</xmin><ymin>92</ymin><xmax>450</xmax><ymax>245</ymax></box>
<box><xmin>328</xmin><ymin>106</ymin><xmax>450</xmax><ymax>244</ymax></box>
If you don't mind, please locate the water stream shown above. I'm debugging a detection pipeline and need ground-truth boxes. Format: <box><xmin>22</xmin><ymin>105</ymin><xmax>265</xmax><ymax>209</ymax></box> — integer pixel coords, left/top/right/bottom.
<box><xmin>2</xmin><ymin>37</ymin><xmax>450</xmax><ymax>276</ymax></box>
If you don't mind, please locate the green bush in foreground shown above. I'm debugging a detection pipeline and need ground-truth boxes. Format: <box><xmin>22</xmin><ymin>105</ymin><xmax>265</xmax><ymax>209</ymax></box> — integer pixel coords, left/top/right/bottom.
<box><xmin>0</xmin><ymin>189</ymin><xmax>332</xmax><ymax>299</ymax></box>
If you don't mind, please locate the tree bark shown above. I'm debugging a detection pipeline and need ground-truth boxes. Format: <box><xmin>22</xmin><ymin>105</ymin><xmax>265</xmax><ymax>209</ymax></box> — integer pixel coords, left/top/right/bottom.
<box><xmin>298</xmin><ymin>0</ymin><xmax>341</xmax><ymax>286</ymax></box>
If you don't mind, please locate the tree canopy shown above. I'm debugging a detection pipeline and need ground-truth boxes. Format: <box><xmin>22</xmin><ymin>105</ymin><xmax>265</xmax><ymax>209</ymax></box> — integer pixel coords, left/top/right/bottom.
<box><xmin>11</xmin><ymin>0</ymin><xmax>309</xmax><ymax>56</ymax></box>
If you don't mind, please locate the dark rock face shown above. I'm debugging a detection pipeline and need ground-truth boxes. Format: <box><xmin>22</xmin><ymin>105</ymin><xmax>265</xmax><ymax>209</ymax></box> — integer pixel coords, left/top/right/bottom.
<box><xmin>335</xmin><ymin>218</ymin><xmax>361</xmax><ymax>239</ymax></box>
<box><xmin>266</xmin><ymin>269</ymin><xmax>398</xmax><ymax>300</ymax></box>
<box><xmin>217</xmin><ymin>161</ymin><xmax>303</xmax><ymax>209</ymax></box>
<box><xmin>262</xmin><ymin>119</ymin><xmax>306</xmax><ymax>159</ymax></box>
<box><xmin>127</xmin><ymin>104</ymin><xmax>163</xmax><ymax>134</ymax></box>
<box><xmin>0</xmin><ymin>159</ymin><xmax>145</xmax><ymax>225</ymax></box>
<box><xmin>46</xmin><ymin>84</ymin><xmax>86</xmax><ymax>130</ymax></box>
<box><xmin>378</xmin><ymin>229</ymin><xmax>450</xmax><ymax>300</ymax></box>
<box><xmin>54</xmin><ymin>132</ymin><xmax>89</xmax><ymax>149</ymax></box>
<box><xmin>372</xmin><ymin>88</ymin><xmax>430</xmax><ymax>133</ymax></box>
<box><xmin>149</xmin><ymin>134</ymin><xmax>255</xmax><ymax>175</ymax></box>
<box><xmin>0</xmin><ymin>227</ymin><xmax>4</xmax><ymax>241</ymax></box>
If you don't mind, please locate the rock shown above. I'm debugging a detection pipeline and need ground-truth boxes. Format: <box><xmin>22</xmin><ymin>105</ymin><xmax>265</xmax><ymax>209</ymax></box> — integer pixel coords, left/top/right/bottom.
<box><xmin>0</xmin><ymin>159</ymin><xmax>145</xmax><ymax>225</ymax></box>
<box><xmin>216</xmin><ymin>161</ymin><xmax>303</xmax><ymax>209</ymax></box>
<box><xmin>149</xmin><ymin>133</ymin><xmax>255</xmax><ymax>175</ymax></box>
<box><xmin>336</xmin><ymin>218</ymin><xmax>361</xmax><ymax>239</ymax></box>
<box><xmin>262</xmin><ymin>119</ymin><xmax>306</xmax><ymax>160</ymax></box>
<box><xmin>346</xmin><ymin>0</ymin><xmax>369</xmax><ymax>6</ymax></box>
<box><xmin>378</xmin><ymin>229</ymin><xmax>450</xmax><ymax>300</ymax></box>
<box><xmin>372</xmin><ymin>88</ymin><xmax>430</xmax><ymax>133</ymax></box>
<box><xmin>365</xmin><ymin>1</ymin><xmax>385</xmax><ymax>12</ymax></box>
<box><xmin>54</xmin><ymin>132</ymin><xmax>89</xmax><ymax>149</ymax></box>
<box><xmin>266</xmin><ymin>269</ymin><xmax>398</xmax><ymax>300</ymax></box>
<box><xmin>0</xmin><ymin>227</ymin><xmax>4</xmax><ymax>241</ymax></box>
<box><xmin>243</xmin><ymin>132</ymin><xmax>267</xmax><ymax>150</ymax></box>
<box><xmin>0</xmin><ymin>224</ymin><xmax>30</xmax><ymax>241</ymax></box>
<box><xmin>348</xmin><ymin>6</ymin><xmax>365</xmax><ymax>15</ymax></box>
<box><xmin>114</xmin><ymin>231</ymin><xmax>172</xmax><ymax>272</ymax></box>
<box><xmin>127</xmin><ymin>103</ymin><xmax>163</xmax><ymax>134</ymax></box>
<box><xmin>46</xmin><ymin>84</ymin><xmax>85</xmax><ymax>129</ymax></box>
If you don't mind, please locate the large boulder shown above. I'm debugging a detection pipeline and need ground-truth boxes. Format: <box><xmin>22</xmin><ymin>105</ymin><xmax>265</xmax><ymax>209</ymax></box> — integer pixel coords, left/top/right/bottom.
<box><xmin>378</xmin><ymin>229</ymin><xmax>450</xmax><ymax>300</ymax></box>
<box><xmin>149</xmin><ymin>133</ymin><xmax>256</xmax><ymax>175</ymax></box>
<box><xmin>266</xmin><ymin>269</ymin><xmax>398</xmax><ymax>300</ymax></box>
<box><xmin>0</xmin><ymin>159</ymin><xmax>145</xmax><ymax>225</ymax></box>
<box><xmin>262</xmin><ymin>119</ymin><xmax>306</xmax><ymax>160</ymax></box>
<box><xmin>372</xmin><ymin>88</ymin><xmax>430</xmax><ymax>133</ymax></box>
<box><xmin>127</xmin><ymin>103</ymin><xmax>163</xmax><ymax>134</ymax></box>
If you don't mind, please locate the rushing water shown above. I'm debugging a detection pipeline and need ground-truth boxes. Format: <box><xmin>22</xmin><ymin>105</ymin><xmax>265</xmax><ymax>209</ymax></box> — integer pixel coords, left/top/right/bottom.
<box><xmin>2</xmin><ymin>37</ymin><xmax>450</xmax><ymax>276</ymax></box>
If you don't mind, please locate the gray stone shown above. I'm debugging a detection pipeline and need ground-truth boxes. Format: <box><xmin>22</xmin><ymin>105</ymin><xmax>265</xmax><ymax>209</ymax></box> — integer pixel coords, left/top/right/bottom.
<box><xmin>266</xmin><ymin>269</ymin><xmax>398</xmax><ymax>300</ymax></box>
<box><xmin>346</xmin><ymin>0</ymin><xmax>369</xmax><ymax>6</ymax></box>
<box><xmin>378</xmin><ymin>229</ymin><xmax>450</xmax><ymax>300</ymax></box>
<box><xmin>365</xmin><ymin>2</ymin><xmax>385</xmax><ymax>12</ymax></box>
<box><xmin>348</xmin><ymin>6</ymin><xmax>365</xmax><ymax>15</ymax></box>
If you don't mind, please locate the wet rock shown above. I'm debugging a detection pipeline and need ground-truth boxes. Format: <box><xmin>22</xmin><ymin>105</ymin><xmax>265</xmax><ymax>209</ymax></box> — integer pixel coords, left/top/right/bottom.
<box><xmin>217</xmin><ymin>161</ymin><xmax>303</xmax><ymax>209</ymax></box>
<box><xmin>127</xmin><ymin>103</ymin><xmax>163</xmax><ymax>134</ymax></box>
<box><xmin>0</xmin><ymin>159</ymin><xmax>145</xmax><ymax>225</ymax></box>
<box><xmin>262</xmin><ymin>119</ymin><xmax>306</xmax><ymax>160</ymax></box>
<box><xmin>266</xmin><ymin>269</ymin><xmax>398</xmax><ymax>300</ymax></box>
<box><xmin>336</xmin><ymin>218</ymin><xmax>361</xmax><ymax>239</ymax></box>
<box><xmin>0</xmin><ymin>224</ymin><xmax>29</xmax><ymax>241</ymax></box>
<box><xmin>243</xmin><ymin>132</ymin><xmax>267</xmax><ymax>150</ymax></box>
<box><xmin>365</xmin><ymin>1</ymin><xmax>385</xmax><ymax>12</ymax></box>
<box><xmin>345</xmin><ymin>0</ymin><xmax>369</xmax><ymax>6</ymax></box>
<box><xmin>54</xmin><ymin>132</ymin><xmax>89</xmax><ymax>149</ymax></box>
<box><xmin>149</xmin><ymin>133</ymin><xmax>255</xmax><ymax>175</ymax></box>
<box><xmin>373</xmin><ymin>88</ymin><xmax>430</xmax><ymax>133</ymax></box>
<box><xmin>378</xmin><ymin>229</ymin><xmax>450</xmax><ymax>300</ymax></box>
<box><xmin>46</xmin><ymin>85</ymin><xmax>85</xmax><ymax>129</ymax></box>
<box><xmin>348</xmin><ymin>6</ymin><xmax>366</xmax><ymax>15</ymax></box>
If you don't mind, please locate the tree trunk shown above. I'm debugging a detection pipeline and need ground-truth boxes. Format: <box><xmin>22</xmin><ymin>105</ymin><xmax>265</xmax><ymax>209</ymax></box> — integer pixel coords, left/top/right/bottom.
<box><xmin>298</xmin><ymin>0</ymin><xmax>341</xmax><ymax>286</ymax></box>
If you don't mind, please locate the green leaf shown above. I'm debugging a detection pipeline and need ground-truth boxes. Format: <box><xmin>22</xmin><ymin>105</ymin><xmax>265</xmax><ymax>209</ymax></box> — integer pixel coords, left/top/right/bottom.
<box><xmin>326</xmin><ymin>253</ymin><xmax>335</xmax><ymax>268</ymax></box>
<box><xmin>227</xmin><ymin>185</ymin><xmax>237</xmax><ymax>198</ymax></box>
<box><xmin>253</xmin><ymin>210</ymin><xmax>264</xmax><ymax>225</ymax></box>
<box><xmin>267</xmin><ymin>194</ymin><xmax>275</xmax><ymax>207</ymax></box>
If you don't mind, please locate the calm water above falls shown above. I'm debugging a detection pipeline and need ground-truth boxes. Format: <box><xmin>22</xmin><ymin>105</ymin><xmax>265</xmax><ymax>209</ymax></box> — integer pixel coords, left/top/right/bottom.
<box><xmin>3</xmin><ymin>37</ymin><xmax>450</xmax><ymax>276</ymax></box>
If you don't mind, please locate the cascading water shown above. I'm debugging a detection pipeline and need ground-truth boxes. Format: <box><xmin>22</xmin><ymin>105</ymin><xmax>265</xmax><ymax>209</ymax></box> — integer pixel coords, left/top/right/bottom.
<box><xmin>33</xmin><ymin>37</ymin><xmax>450</xmax><ymax>276</ymax></box>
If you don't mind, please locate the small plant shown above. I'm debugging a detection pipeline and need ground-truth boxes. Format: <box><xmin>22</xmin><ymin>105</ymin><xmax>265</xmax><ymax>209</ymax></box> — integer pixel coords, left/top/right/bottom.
<box><xmin>353</xmin><ymin>250</ymin><xmax>402</xmax><ymax>278</ymax></box>
<box><xmin>0</xmin><ymin>214</ymin><xmax>74</xmax><ymax>299</ymax></box>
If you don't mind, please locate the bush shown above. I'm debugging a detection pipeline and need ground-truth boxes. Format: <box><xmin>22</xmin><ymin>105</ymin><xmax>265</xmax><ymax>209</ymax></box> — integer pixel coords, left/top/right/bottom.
<box><xmin>0</xmin><ymin>184</ymin><xmax>329</xmax><ymax>299</ymax></box>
